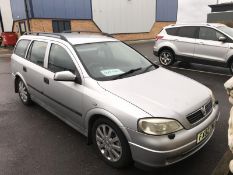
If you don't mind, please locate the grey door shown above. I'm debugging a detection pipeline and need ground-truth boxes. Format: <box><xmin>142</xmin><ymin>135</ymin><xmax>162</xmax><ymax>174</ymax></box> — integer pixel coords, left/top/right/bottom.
<box><xmin>25</xmin><ymin>40</ymin><xmax>48</xmax><ymax>102</ymax></box>
<box><xmin>175</xmin><ymin>26</ymin><xmax>198</xmax><ymax>58</ymax></box>
<box><xmin>194</xmin><ymin>27</ymin><xmax>229</xmax><ymax>62</ymax></box>
<box><xmin>42</xmin><ymin>43</ymin><xmax>84</xmax><ymax>128</ymax></box>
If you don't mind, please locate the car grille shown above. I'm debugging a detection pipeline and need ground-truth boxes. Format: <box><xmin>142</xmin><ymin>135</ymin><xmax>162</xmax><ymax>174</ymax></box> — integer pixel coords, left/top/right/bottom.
<box><xmin>187</xmin><ymin>100</ymin><xmax>213</xmax><ymax>124</ymax></box>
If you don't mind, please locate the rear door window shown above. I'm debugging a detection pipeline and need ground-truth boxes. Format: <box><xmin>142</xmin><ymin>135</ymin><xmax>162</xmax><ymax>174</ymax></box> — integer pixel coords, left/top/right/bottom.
<box><xmin>14</xmin><ymin>40</ymin><xmax>31</xmax><ymax>58</ymax></box>
<box><xmin>166</xmin><ymin>28</ymin><xmax>178</xmax><ymax>36</ymax></box>
<box><xmin>177</xmin><ymin>27</ymin><xmax>199</xmax><ymax>38</ymax></box>
<box><xmin>27</xmin><ymin>41</ymin><xmax>48</xmax><ymax>67</ymax></box>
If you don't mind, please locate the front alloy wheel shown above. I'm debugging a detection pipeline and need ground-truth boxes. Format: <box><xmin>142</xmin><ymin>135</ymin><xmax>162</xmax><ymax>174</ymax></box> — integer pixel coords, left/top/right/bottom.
<box><xmin>96</xmin><ymin>124</ymin><xmax>122</xmax><ymax>162</ymax></box>
<box><xmin>92</xmin><ymin>118</ymin><xmax>132</xmax><ymax>168</ymax></box>
<box><xmin>159</xmin><ymin>49</ymin><xmax>175</xmax><ymax>66</ymax></box>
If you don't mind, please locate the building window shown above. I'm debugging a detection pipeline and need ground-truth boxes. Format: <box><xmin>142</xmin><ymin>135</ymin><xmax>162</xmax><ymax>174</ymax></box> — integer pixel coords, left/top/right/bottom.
<box><xmin>19</xmin><ymin>22</ymin><xmax>27</xmax><ymax>35</ymax></box>
<box><xmin>52</xmin><ymin>20</ymin><xmax>71</xmax><ymax>33</ymax></box>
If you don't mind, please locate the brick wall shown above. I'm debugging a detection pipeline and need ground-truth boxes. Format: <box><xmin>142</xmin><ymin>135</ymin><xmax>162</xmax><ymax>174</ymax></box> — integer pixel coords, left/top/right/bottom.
<box><xmin>113</xmin><ymin>22</ymin><xmax>175</xmax><ymax>41</ymax></box>
<box><xmin>30</xmin><ymin>19</ymin><xmax>53</xmax><ymax>32</ymax></box>
<box><xmin>71</xmin><ymin>20</ymin><xmax>100</xmax><ymax>32</ymax></box>
<box><xmin>13</xmin><ymin>19</ymin><xmax>174</xmax><ymax>41</ymax></box>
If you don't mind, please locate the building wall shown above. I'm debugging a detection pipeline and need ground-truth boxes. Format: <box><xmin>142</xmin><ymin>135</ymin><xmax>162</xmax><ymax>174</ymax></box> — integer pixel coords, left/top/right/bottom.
<box><xmin>114</xmin><ymin>22</ymin><xmax>175</xmax><ymax>41</ymax></box>
<box><xmin>0</xmin><ymin>0</ymin><xmax>13</xmax><ymax>31</ymax></box>
<box><xmin>92</xmin><ymin>0</ymin><xmax>156</xmax><ymax>34</ymax></box>
<box><xmin>156</xmin><ymin>0</ymin><xmax>178</xmax><ymax>22</ymax></box>
<box><xmin>10</xmin><ymin>0</ymin><xmax>27</xmax><ymax>20</ymax></box>
<box><xmin>13</xmin><ymin>19</ymin><xmax>100</xmax><ymax>35</ymax></box>
<box><xmin>207</xmin><ymin>11</ymin><xmax>233</xmax><ymax>23</ymax></box>
<box><xmin>31</xmin><ymin>0</ymin><xmax>92</xmax><ymax>19</ymax></box>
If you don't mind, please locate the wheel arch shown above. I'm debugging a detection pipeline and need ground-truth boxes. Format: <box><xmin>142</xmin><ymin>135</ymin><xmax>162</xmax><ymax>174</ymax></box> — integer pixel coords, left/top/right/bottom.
<box><xmin>85</xmin><ymin>108</ymin><xmax>132</xmax><ymax>145</ymax></box>
<box><xmin>227</xmin><ymin>55</ymin><xmax>233</xmax><ymax>67</ymax></box>
<box><xmin>158</xmin><ymin>46</ymin><xmax>176</xmax><ymax>57</ymax></box>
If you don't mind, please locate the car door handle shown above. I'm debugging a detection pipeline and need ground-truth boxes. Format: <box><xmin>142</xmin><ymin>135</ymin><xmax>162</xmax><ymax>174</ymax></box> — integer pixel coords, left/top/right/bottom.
<box><xmin>23</xmin><ymin>66</ymin><xmax>27</xmax><ymax>72</ymax></box>
<box><xmin>199</xmin><ymin>42</ymin><xmax>204</xmax><ymax>45</ymax></box>
<box><xmin>44</xmin><ymin>77</ymin><xmax>49</xmax><ymax>85</ymax></box>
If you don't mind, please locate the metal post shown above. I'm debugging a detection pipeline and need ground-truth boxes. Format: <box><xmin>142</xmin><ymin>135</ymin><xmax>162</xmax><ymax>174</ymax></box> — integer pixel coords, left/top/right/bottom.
<box><xmin>24</xmin><ymin>0</ymin><xmax>31</xmax><ymax>32</ymax></box>
<box><xmin>217</xmin><ymin>0</ymin><xmax>219</xmax><ymax>4</ymax></box>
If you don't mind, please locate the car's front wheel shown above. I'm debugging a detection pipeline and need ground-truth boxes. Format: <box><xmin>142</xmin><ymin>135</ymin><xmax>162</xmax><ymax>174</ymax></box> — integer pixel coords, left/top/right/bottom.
<box><xmin>92</xmin><ymin>118</ymin><xmax>132</xmax><ymax>168</ymax></box>
<box><xmin>159</xmin><ymin>49</ymin><xmax>175</xmax><ymax>66</ymax></box>
<box><xmin>229</xmin><ymin>60</ymin><xmax>233</xmax><ymax>75</ymax></box>
<box><xmin>18</xmin><ymin>79</ymin><xmax>32</xmax><ymax>105</ymax></box>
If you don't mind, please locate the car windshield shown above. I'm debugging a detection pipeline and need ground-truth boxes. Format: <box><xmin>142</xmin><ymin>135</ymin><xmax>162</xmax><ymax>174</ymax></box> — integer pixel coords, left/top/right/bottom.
<box><xmin>75</xmin><ymin>41</ymin><xmax>157</xmax><ymax>81</ymax></box>
<box><xmin>217</xmin><ymin>26</ymin><xmax>233</xmax><ymax>38</ymax></box>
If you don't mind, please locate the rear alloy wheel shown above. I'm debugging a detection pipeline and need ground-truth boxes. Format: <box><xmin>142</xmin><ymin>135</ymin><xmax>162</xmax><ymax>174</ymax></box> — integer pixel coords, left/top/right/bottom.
<box><xmin>92</xmin><ymin>118</ymin><xmax>132</xmax><ymax>168</ymax></box>
<box><xmin>18</xmin><ymin>79</ymin><xmax>32</xmax><ymax>105</ymax></box>
<box><xmin>159</xmin><ymin>49</ymin><xmax>175</xmax><ymax>66</ymax></box>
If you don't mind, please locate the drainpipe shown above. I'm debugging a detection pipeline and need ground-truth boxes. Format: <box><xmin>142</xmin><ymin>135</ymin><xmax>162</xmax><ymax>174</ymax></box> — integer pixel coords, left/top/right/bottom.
<box><xmin>24</xmin><ymin>0</ymin><xmax>31</xmax><ymax>32</ymax></box>
<box><xmin>0</xmin><ymin>8</ymin><xmax>4</xmax><ymax>32</ymax></box>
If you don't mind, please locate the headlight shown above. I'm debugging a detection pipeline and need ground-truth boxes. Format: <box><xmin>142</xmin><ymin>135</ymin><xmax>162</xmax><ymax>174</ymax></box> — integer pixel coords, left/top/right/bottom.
<box><xmin>138</xmin><ymin>118</ymin><xmax>183</xmax><ymax>136</ymax></box>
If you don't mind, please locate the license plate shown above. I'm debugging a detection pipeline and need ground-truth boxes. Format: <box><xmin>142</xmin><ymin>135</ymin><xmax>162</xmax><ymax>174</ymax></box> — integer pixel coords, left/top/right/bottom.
<box><xmin>196</xmin><ymin>124</ymin><xmax>213</xmax><ymax>144</ymax></box>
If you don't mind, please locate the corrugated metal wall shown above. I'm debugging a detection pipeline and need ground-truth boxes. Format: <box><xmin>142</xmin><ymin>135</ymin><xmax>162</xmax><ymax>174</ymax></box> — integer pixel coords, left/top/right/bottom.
<box><xmin>92</xmin><ymin>0</ymin><xmax>156</xmax><ymax>34</ymax></box>
<box><xmin>31</xmin><ymin>0</ymin><xmax>92</xmax><ymax>19</ymax></box>
<box><xmin>156</xmin><ymin>0</ymin><xmax>178</xmax><ymax>22</ymax></box>
<box><xmin>10</xmin><ymin>0</ymin><xmax>26</xmax><ymax>20</ymax></box>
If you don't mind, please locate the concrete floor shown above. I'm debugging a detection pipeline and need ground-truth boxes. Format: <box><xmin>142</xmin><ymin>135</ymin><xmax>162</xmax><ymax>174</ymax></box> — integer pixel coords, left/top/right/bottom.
<box><xmin>0</xmin><ymin>43</ymin><xmax>232</xmax><ymax>175</ymax></box>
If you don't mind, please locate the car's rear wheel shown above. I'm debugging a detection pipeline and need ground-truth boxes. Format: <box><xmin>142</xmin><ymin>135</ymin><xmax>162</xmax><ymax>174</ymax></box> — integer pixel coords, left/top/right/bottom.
<box><xmin>18</xmin><ymin>79</ymin><xmax>32</xmax><ymax>105</ymax></box>
<box><xmin>92</xmin><ymin>118</ymin><xmax>132</xmax><ymax>168</ymax></box>
<box><xmin>159</xmin><ymin>49</ymin><xmax>175</xmax><ymax>66</ymax></box>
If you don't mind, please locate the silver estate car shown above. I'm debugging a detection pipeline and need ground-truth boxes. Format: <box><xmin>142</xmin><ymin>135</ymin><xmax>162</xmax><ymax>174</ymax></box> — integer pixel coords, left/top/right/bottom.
<box><xmin>154</xmin><ymin>23</ymin><xmax>233</xmax><ymax>74</ymax></box>
<box><xmin>11</xmin><ymin>32</ymin><xmax>219</xmax><ymax>168</ymax></box>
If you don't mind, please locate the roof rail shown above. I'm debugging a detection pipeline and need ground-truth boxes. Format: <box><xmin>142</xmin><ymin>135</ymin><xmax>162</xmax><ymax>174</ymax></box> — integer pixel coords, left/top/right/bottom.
<box><xmin>62</xmin><ymin>30</ymin><xmax>113</xmax><ymax>38</ymax></box>
<box><xmin>23</xmin><ymin>32</ymin><xmax>69</xmax><ymax>42</ymax></box>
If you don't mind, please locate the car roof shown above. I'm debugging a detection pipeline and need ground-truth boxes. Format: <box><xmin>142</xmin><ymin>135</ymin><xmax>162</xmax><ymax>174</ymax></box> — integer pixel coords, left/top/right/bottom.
<box><xmin>166</xmin><ymin>23</ymin><xmax>226</xmax><ymax>28</ymax></box>
<box><xmin>60</xmin><ymin>33</ymin><xmax>118</xmax><ymax>45</ymax></box>
<box><xmin>20</xmin><ymin>32</ymin><xmax>118</xmax><ymax>45</ymax></box>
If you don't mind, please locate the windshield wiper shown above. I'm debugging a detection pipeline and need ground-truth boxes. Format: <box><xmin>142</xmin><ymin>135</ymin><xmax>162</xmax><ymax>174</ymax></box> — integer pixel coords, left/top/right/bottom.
<box><xmin>112</xmin><ymin>67</ymin><xmax>142</xmax><ymax>80</ymax></box>
<box><xmin>142</xmin><ymin>64</ymin><xmax>156</xmax><ymax>73</ymax></box>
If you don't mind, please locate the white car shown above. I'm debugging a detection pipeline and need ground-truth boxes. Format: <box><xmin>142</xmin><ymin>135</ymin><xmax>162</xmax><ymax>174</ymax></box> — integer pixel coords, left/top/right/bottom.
<box><xmin>154</xmin><ymin>23</ymin><xmax>233</xmax><ymax>73</ymax></box>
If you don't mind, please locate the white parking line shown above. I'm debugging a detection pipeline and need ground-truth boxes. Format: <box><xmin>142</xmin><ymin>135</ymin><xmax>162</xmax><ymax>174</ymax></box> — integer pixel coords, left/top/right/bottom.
<box><xmin>169</xmin><ymin>66</ymin><xmax>232</xmax><ymax>77</ymax></box>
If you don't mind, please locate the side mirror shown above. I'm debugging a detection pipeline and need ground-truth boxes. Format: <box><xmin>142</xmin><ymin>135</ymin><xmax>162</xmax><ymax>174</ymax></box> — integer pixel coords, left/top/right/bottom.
<box><xmin>54</xmin><ymin>71</ymin><xmax>81</xmax><ymax>84</ymax></box>
<box><xmin>219</xmin><ymin>36</ymin><xmax>226</xmax><ymax>42</ymax></box>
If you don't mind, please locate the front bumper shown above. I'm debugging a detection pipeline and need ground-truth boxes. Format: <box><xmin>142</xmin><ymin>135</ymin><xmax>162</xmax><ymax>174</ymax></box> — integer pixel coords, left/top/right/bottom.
<box><xmin>128</xmin><ymin>105</ymin><xmax>220</xmax><ymax>167</ymax></box>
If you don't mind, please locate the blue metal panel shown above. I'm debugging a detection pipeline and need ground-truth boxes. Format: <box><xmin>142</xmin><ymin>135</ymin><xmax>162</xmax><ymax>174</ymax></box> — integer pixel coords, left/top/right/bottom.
<box><xmin>156</xmin><ymin>0</ymin><xmax>178</xmax><ymax>22</ymax></box>
<box><xmin>10</xmin><ymin>0</ymin><xmax>27</xmax><ymax>20</ymax></box>
<box><xmin>31</xmin><ymin>0</ymin><xmax>92</xmax><ymax>19</ymax></box>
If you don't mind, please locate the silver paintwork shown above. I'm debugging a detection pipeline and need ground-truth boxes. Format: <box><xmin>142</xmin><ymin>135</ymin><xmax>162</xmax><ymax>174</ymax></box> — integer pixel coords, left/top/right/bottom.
<box><xmin>154</xmin><ymin>23</ymin><xmax>233</xmax><ymax>65</ymax></box>
<box><xmin>11</xmin><ymin>33</ymin><xmax>220</xmax><ymax>167</ymax></box>
<box><xmin>54</xmin><ymin>71</ymin><xmax>76</xmax><ymax>81</ymax></box>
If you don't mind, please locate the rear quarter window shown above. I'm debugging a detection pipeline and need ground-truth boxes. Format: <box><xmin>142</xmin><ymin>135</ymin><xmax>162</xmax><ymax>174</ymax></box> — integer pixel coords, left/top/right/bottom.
<box><xmin>14</xmin><ymin>39</ymin><xmax>31</xmax><ymax>58</ymax></box>
<box><xmin>166</xmin><ymin>28</ymin><xmax>178</xmax><ymax>36</ymax></box>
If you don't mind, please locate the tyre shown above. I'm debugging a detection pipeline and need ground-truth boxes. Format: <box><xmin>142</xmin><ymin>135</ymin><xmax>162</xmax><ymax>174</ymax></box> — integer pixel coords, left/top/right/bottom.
<box><xmin>92</xmin><ymin>118</ymin><xmax>132</xmax><ymax>168</ymax></box>
<box><xmin>159</xmin><ymin>49</ymin><xmax>175</xmax><ymax>66</ymax></box>
<box><xmin>18</xmin><ymin>79</ymin><xmax>32</xmax><ymax>105</ymax></box>
<box><xmin>230</xmin><ymin>60</ymin><xmax>233</xmax><ymax>75</ymax></box>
